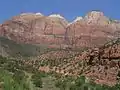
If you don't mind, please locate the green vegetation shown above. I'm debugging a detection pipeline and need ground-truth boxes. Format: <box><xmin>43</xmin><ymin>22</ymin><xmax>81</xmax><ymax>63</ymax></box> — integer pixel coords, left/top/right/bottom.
<box><xmin>0</xmin><ymin>36</ymin><xmax>49</xmax><ymax>58</ymax></box>
<box><xmin>31</xmin><ymin>73</ymin><xmax>43</xmax><ymax>88</ymax></box>
<box><xmin>0</xmin><ymin>56</ymin><xmax>31</xmax><ymax>90</ymax></box>
<box><xmin>54</xmin><ymin>76</ymin><xmax>120</xmax><ymax>90</ymax></box>
<box><xmin>0</xmin><ymin>55</ymin><xmax>59</xmax><ymax>90</ymax></box>
<box><xmin>1</xmin><ymin>37</ymin><xmax>120</xmax><ymax>90</ymax></box>
<box><xmin>103</xmin><ymin>38</ymin><xmax>120</xmax><ymax>48</ymax></box>
<box><xmin>0</xmin><ymin>68</ymin><xmax>30</xmax><ymax>90</ymax></box>
<box><xmin>0</xmin><ymin>53</ymin><xmax>120</xmax><ymax>90</ymax></box>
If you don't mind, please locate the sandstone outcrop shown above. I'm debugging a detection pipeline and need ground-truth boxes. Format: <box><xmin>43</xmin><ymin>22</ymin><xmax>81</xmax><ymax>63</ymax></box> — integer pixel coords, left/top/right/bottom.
<box><xmin>0</xmin><ymin>11</ymin><xmax>120</xmax><ymax>48</ymax></box>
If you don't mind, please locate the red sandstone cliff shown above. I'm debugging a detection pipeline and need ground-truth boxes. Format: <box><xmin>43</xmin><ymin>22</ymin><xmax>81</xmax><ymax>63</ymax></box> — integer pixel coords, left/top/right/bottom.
<box><xmin>0</xmin><ymin>11</ymin><xmax>120</xmax><ymax>48</ymax></box>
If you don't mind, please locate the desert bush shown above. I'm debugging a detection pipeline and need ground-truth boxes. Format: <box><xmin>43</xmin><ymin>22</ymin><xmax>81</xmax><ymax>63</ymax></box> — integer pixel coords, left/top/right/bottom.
<box><xmin>55</xmin><ymin>79</ymin><xmax>67</xmax><ymax>90</ymax></box>
<box><xmin>31</xmin><ymin>73</ymin><xmax>43</xmax><ymax>88</ymax></box>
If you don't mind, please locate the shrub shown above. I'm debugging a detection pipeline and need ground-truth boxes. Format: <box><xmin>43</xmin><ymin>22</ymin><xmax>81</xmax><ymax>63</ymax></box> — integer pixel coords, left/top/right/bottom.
<box><xmin>31</xmin><ymin>73</ymin><xmax>43</xmax><ymax>88</ymax></box>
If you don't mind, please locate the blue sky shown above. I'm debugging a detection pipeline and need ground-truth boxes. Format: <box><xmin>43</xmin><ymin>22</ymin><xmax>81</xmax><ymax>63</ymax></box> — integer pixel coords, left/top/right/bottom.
<box><xmin>0</xmin><ymin>0</ymin><xmax>120</xmax><ymax>23</ymax></box>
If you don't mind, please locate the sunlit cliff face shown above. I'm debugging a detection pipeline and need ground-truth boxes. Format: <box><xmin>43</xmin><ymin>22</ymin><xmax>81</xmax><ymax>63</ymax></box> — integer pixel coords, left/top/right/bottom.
<box><xmin>0</xmin><ymin>11</ymin><xmax>120</xmax><ymax>48</ymax></box>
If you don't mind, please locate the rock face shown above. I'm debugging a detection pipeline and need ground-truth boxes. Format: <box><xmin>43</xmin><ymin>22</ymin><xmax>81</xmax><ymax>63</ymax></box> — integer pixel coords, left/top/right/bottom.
<box><xmin>25</xmin><ymin>38</ymin><xmax>120</xmax><ymax>86</ymax></box>
<box><xmin>0</xmin><ymin>13</ymin><xmax>68</xmax><ymax>48</ymax></box>
<box><xmin>66</xmin><ymin>11</ymin><xmax>120</xmax><ymax>48</ymax></box>
<box><xmin>82</xmin><ymin>39</ymin><xmax>120</xmax><ymax>86</ymax></box>
<box><xmin>0</xmin><ymin>11</ymin><xmax>120</xmax><ymax>48</ymax></box>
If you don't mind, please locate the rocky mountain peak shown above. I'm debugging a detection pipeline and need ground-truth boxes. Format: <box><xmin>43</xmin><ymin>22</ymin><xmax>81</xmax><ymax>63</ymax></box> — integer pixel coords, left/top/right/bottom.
<box><xmin>48</xmin><ymin>14</ymin><xmax>68</xmax><ymax>27</ymax></box>
<box><xmin>20</xmin><ymin>12</ymin><xmax>44</xmax><ymax>16</ymax></box>
<box><xmin>67</xmin><ymin>16</ymin><xmax>83</xmax><ymax>26</ymax></box>
<box><xmin>84</xmin><ymin>11</ymin><xmax>109</xmax><ymax>25</ymax></box>
<box><xmin>0</xmin><ymin>11</ymin><xmax>120</xmax><ymax>48</ymax></box>
<box><xmin>85</xmin><ymin>10</ymin><xmax>104</xmax><ymax>19</ymax></box>
<box><xmin>48</xmin><ymin>14</ymin><xmax>65</xmax><ymax>19</ymax></box>
<box><xmin>74</xmin><ymin>16</ymin><xmax>83</xmax><ymax>22</ymax></box>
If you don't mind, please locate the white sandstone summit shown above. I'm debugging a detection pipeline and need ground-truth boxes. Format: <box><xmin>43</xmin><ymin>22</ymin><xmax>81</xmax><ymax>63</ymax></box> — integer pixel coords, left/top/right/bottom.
<box><xmin>84</xmin><ymin>11</ymin><xmax>104</xmax><ymax>20</ymax></box>
<box><xmin>74</xmin><ymin>16</ymin><xmax>83</xmax><ymax>22</ymax></box>
<box><xmin>20</xmin><ymin>12</ymin><xmax>43</xmax><ymax>16</ymax></box>
<box><xmin>68</xmin><ymin>16</ymin><xmax>83</xmax><ymax>26</ymax></box>
<box><xmin>48</xmin><ymin>14</ymin><xmax>65</xmax><ymax>19</ymax></box>
<box><xmin>35</xmin><ymin>12</ymin><xmax>43</xmax><ymax>16</ymax></box>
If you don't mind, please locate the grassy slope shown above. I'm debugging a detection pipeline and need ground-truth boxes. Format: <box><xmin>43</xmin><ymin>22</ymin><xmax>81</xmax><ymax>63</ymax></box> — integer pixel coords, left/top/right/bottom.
<box><xmin>0</xmin><ymin>36</ymin><xmax>49</xmax><ymax>58</ymax></box>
